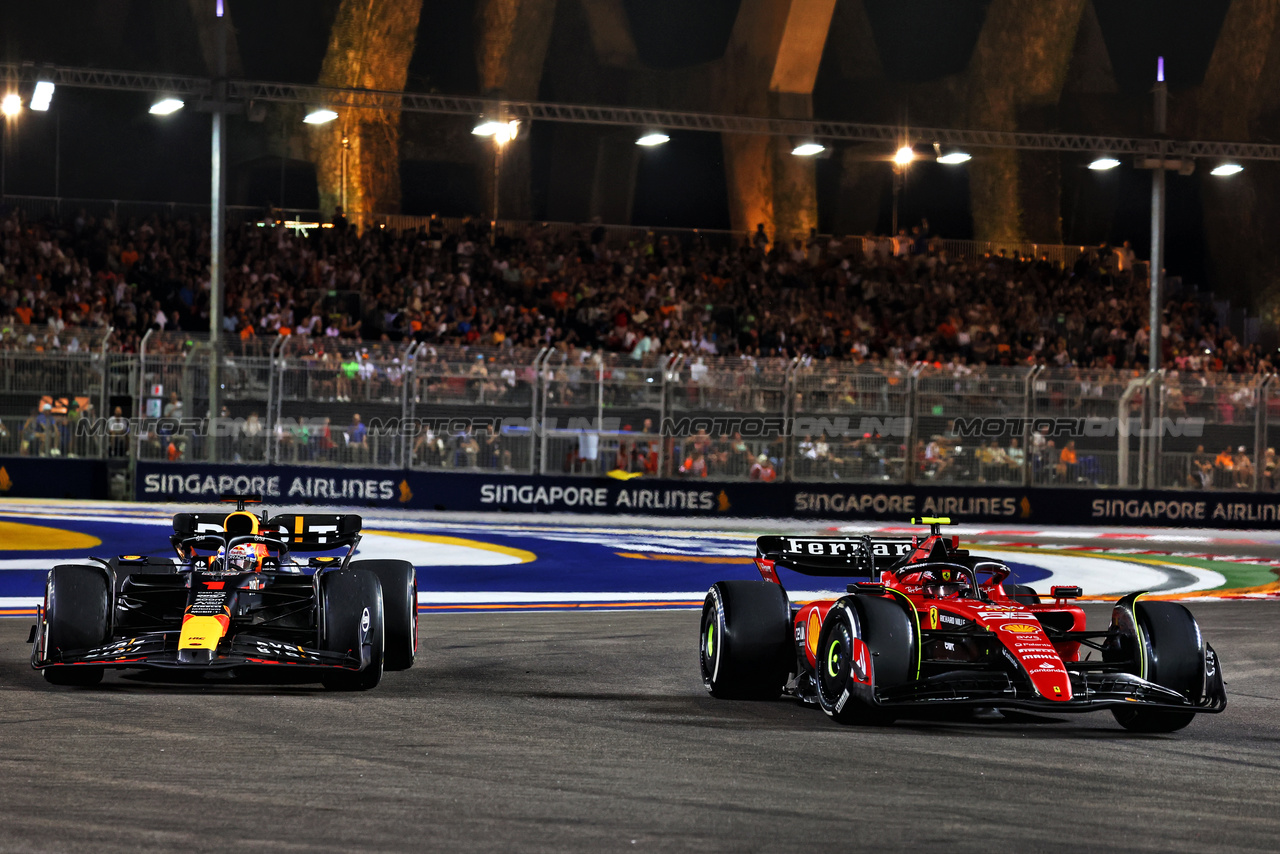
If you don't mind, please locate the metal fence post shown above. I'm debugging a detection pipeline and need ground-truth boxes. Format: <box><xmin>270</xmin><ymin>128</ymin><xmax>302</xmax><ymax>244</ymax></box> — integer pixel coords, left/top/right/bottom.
<box><xmin>1021</xmin><ymin>365</ymin><xmax>1041</xmax><ymax>487</ymax></box>
<box><xmin>538</xmin><ymin>349</ymin><xmax>552</xmax><ymax>475</ymax></box>
<box><xmin>529</xmin><ymin>347</ymin><xmax>548</xmax><ymax>474</ymax></box>
<box><xmin>596</xmin><ymin>353</ymin><xmax>604</xmax><ymax>434</ymax></box>
<box><xmin>905</xmin><ymin>363</ymin><xmax>923</xmax><ymax>485</ymax></box>
<box><xmin>96</xmin><ymin>326</ymin><xmax>114</xmax><ymax>459</ymax></box>
<box><xmin>1117</xmin><ymin>376</ymin><xmax>1144</xmax><ymax>489</ymax></box>
<box><xmin>781</xmin><ymin>356</ymin><xmax>801</xmax><ymax>482</ymax></box>
<box><xmin>264</xmin><ymin>335</ymin><xmax>285</xmax><ymax>465</ymax></box>
<box><xmin>1153</xmin><ymin>369</ymin><xmax>1168</xmax><ymax>491</ymax></box>
<box><xmin>1255</xmin><ymin>374</ymin><xmax>1273</xmax><ymax>492</ymax></box>
<box><xmin>134</xmin><ymin>329</ymin><xmax>154</xmax><ymax>469</ymax></box>
<box><xmin>658</xmin><ymin>353</ymin><xmax>673</xmax><ymax>479</ymax></box>
<box><xmin>398</xmin><ymin>340</ymin><xmax>420</xmax><ymax>469</ymax></box>
<box><xmin>269</xmin><ymin>336</ymin><xmax>290</xmax><ymax>465</ymax></box>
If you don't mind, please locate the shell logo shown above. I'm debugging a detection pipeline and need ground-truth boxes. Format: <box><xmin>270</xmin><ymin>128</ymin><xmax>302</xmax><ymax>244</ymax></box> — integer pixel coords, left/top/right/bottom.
<box><xmin>806</xmin><ymin>609</ymin><xmax>822</xmax><ymax>660</ymax></box>
<box><xmin>1001</xmin><ymin>623</ymin><xmax>1041</xmax><ymax>633</ymax></box>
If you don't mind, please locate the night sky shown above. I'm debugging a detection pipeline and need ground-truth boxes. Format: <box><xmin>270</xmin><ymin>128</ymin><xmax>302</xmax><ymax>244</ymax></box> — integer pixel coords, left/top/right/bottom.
<box><xmin>0</xmin><ymin>0</ymin><xmax>1239</xmax><ymax>288</ymax></box>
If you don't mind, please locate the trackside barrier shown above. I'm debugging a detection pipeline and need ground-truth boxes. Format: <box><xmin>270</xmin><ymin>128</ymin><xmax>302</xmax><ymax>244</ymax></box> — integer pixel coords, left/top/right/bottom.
<box><xmin>131</xmin><ymin>461</ymin><xmax>1280</xmax><ymax>528</ymax></box>
<box><xmin>6</xmin><ymin>342</ymin><xmax>1280</xmax><ymax>493</ymax></box>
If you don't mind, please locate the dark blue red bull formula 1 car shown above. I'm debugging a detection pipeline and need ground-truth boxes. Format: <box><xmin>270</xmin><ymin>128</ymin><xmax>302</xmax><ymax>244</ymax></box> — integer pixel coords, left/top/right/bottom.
<box><xmin>30</xmin><ymin>495</ymin><xmax>416</xmax><ymax>690</ymax></box>
<box><xmin>699</xmin><ymin>518</ymin><xmax>1225</xmax><ymax>731</ymax></box>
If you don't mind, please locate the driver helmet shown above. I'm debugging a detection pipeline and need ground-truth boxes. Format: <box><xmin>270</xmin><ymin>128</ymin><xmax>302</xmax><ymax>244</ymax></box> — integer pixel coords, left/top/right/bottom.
<box><xmin>922</xmin><ymin>568</ymin><xmax>970</xmax><ymax>599</ymax></box>
<box><xmin>226</xmin><ymin>542</ymin><xmax>269</xmax><ymax>573</ymax></box>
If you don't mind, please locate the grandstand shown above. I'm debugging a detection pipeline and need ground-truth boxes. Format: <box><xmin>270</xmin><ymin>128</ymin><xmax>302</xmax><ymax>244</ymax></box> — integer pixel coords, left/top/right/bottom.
<box><xmin>0</xmin><ymin>206</ymin><xmax>1274</xmax><ymax>494</ymax></box>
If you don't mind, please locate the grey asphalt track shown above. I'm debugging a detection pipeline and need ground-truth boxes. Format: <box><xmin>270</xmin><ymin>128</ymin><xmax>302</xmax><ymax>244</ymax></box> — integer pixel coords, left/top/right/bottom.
<box><xmin>1</xmin><ymin>602</ymin><xmax>1278</xmax><ymax>853</ymax></box>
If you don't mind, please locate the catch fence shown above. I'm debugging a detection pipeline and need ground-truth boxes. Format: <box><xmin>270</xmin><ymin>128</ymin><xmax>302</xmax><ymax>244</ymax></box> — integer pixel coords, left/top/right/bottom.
<box><xmin>5</xmin><ymin>335</ymin><xmax>1279</xmax><ymax>491</ymax></box>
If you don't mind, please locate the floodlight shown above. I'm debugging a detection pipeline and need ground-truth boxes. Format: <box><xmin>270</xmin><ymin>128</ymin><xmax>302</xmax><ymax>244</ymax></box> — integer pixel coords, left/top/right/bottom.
<box><xmin>30</xmin><ymin>81</ymin><xmax>54</xmax><ymax>112</ymax></box>
<box><xmin>636</xmin><ymin>132</ymin><xmax>670</xmax><ymax>147</ymax></box>
<box><xmin>936</xmin><ymin>151</ymin><xmax>972</xmax><ymax>165</ymax></box>
<box><xmin>1210</xmin><ymin>163</ymin><xmax>1243</xmax><ymax>177</ymax></box>
<box><xmin>149</xmin><ymin>98</ymin><xmax>184</xmax><ymax>115</ymax></box>
<box><xmin>494</xmin><ymin>120</ymin><xmax>519</xmax><ymax>145</ymax></box>
<box><xmin>893</xmin><ymin>145</ymin><xmax>915</xmax><ymax>167</ymax></box>
<box><xmin>1088</xmin><ymin>157</ymin><xmax>1121</xmax><ymax>170</ymax></box>
<box><xmin>303</xmin><ymin>108</ymin><xmax>338</xmax><ymax>124</ymax></box>
<box><xmin>1</xmin><ymin>93</ymin><xmax>21</xmax><ymax>117</ymax></box>
<box><xmin>474</xmin><ymin>119</ymin><xmax>519</xmax><ymax>144</ymax></box>
<box><xmin>791</xmin><ymin>142</ymin><xmax>825</xmax><ymax>156</ymax></box>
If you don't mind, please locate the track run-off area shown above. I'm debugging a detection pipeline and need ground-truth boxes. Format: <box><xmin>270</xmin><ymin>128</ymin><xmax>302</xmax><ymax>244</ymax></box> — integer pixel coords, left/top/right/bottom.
<box><xmin>2</xmin><ymin>499</ymin><xmax>1279</xmax><ymax>851</ymax></box>
<box><xmin>2</xmin><ymin>499</ymin><xmax>1280</xmax><ymax>616</ymax></box>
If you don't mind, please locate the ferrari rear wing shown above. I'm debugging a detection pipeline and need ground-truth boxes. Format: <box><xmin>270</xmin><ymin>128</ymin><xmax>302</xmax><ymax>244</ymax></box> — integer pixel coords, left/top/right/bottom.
<box><xmin>755</xmin><ymin>535</ymin><xmax>916</xmax><ymax>578</ymax></box>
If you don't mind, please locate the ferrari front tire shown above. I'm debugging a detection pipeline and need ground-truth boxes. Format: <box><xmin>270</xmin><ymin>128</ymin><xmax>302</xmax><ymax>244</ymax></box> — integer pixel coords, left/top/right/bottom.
<box><xmin>815</xmin><ymin>596</ymin><xmax>914</xmax><ymax>725</ymax></box>
<box><xmin>1112</xmin><ymin>601</ymin><xmax>1202</xmax><ymax>733</ymax></box>
<box><xmin>699</xmin><ymin>580</ymin><xmax>792</xmax><ymax>700</ymax></box>
<box><xmin>319</xmin><ymin>569</ymin><xmax>385</xmax><ymax>691</ymax></box>
<box><xmin>42</xmin><ymin>565</ymin><xmax>110</xmax><ymax>687</ymax></box>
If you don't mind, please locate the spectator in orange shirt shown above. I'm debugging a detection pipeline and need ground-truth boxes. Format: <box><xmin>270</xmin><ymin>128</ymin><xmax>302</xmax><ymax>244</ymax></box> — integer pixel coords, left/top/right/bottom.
<box><xmin>550</xmin><ymin>287</ymin><xmax>569</xmax><ymax>314</ymax></box>
<box><xmin>1213</xmin><ymin>446</ymin><xmax>1235</xmax><ymax>489</ymax></box>
<box><xmin>1055</xmin><ymin>440</ymin><xmax>1078</xmax><ymax>482</ymax></box>
<box><xmin>679</xmin><ymin>450</ymin><xmax>707</xmax><ymax>478</ymax></box>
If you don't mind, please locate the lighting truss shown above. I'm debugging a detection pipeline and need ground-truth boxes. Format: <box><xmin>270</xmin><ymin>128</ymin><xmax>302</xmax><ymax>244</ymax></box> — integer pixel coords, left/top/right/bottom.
<box><xmin>7</xmin><ymin>61</ymin><xmax>1280</xmax><ymax>161</ymax></box>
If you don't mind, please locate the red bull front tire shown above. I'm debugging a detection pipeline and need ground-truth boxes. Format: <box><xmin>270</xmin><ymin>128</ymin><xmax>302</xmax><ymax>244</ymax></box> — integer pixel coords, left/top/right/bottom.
<box><xmin>319</xmin><ymin>568</ymin><xmax>385</xmax><ymax>691</ymax></box>
<box><xmin>41</xmin><ymin>565</ymin><xmax>111</xmax><ymax>687</ymax></box>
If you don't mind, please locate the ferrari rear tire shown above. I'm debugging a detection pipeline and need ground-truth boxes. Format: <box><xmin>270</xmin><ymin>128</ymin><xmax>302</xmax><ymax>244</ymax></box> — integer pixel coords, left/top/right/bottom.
<box><xmin>1112</xmin><ymin>601</ymin><xmax>1201</xmax><ymax>733</ymax></box>
<box><xmin>319</xmin><ymin>569</ymin><xmax>385</xmax><ymax>691</ymax></box>
<box><xmin>42</xmin><ymin>565</ymin><xmax>110</xmax><ymax>687</ymax></box>
<box><xmin>816</xmin><ymin>596</ymin><xmax>915</xmax><ymax>725</ymax></box>
<box><xmin>699</xmin><ymin>580</ymin><xmax>792</xmax><ymax>700</ymax></box>
<box><xmin>349</xmin><ymin>560</ymin><xmax>416</xmax><ymax>671</ymax></box>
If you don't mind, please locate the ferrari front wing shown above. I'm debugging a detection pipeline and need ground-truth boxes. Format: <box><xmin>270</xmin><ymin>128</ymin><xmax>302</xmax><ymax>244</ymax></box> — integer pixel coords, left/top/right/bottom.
<box><xmin>871</xmin><ymin>658</ymin><xmax>1227</xmax><ymax>716</ymax></box>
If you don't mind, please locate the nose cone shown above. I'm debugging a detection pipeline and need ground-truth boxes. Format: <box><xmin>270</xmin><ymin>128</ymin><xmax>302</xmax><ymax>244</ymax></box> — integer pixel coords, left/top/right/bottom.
<box><xmin>992</xmin><ymin>619</ymin><xmax>1073</xmax><ymax>702</ymax></box>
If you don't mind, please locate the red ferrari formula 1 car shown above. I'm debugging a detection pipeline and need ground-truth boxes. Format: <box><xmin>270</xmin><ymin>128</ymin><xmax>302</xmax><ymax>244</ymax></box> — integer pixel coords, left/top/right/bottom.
<box><xmin>30</xmin><ymin>495</ymin><xmax>416</xmax><ymax>690</ymax></box>
<box><xmin>699</xmin><ymin>518</ymin><xmax>1225</xmax><ymax>731</ymax></box>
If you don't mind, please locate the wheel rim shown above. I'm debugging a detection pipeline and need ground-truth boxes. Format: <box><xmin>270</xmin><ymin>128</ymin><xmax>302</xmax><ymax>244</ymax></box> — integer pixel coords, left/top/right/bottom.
<box><xmin>700</xmin><ymin>607</ymin><xmax>721</xmax><ymax>685</ymax></box>
<box><xmin>818</xmin><ymin>618</ymin><xmax>853</xmax><ymax>706</ymax></box>
<box><xmin>827</xmin><ymin>638</ymin><xmax>843</xmax><ymax>678</ymax></box>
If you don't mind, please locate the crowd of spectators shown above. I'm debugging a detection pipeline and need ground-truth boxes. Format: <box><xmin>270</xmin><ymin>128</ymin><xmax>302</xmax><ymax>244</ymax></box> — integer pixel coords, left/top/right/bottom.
<box><xmin>4</xmin><ymin>205</ymin><xmax>1280</xmax><ymax>489</ymax></box>
<box><xmin>0</xmin><ymin>207</ymin><xmax>1267</xmax><ymax>375</ymax></box>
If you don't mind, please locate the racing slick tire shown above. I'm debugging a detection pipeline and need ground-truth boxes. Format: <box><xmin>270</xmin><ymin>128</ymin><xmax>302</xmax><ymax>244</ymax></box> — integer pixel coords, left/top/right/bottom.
<box><xmin>700</xmin><ymin>580</ymin><xmax>792</xmax><ymax>700</ymax></box>
<box><xmin>348</xmin><ymin>560</ymin><xmax>416</xmax><ymax>671</ymax></box>
<box><xmin>816</xmin><ymin>595</ymin><xmax>915</xmax><ymax>725</ymax></box>
<box><xmin>42</xmin><ymin>565</ymin><xmax>110</xmax><ymax>687</ymax></box>
<box><xmin>1112</xmin><ymin>601</ymin><xmax>1203</xmax><ymax>733</ymax></box>
<box><xmin>319</xmin><ymin>569</ymin><xmax>385</xmax><ymax>691</ymax></box>
<box><xmin>1006</xmin><ymin>584</ymin><xmax>1041</xmax><ymax>607</ymax></box>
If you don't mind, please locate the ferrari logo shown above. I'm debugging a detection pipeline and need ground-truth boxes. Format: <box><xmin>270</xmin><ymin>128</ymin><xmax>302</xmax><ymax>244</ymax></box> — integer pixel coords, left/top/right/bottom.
<box><xmin>929</xmin><ymin>607</ymin><xmax>939</xmax><ymax>630</ymax></box>
<box><xmin>941</xmin><ymin>570</ymin><xmax>952</xmax><ymax>582</ymax></box>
